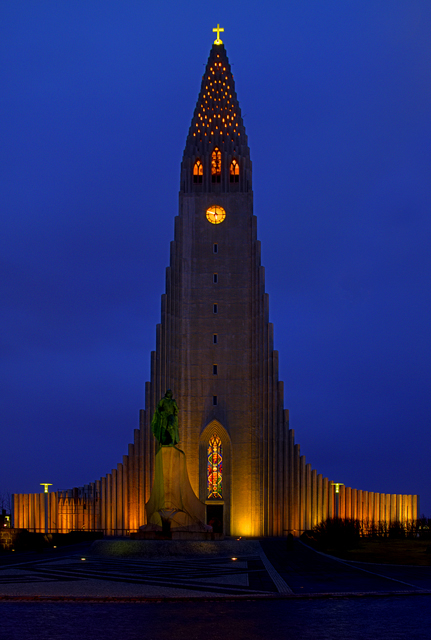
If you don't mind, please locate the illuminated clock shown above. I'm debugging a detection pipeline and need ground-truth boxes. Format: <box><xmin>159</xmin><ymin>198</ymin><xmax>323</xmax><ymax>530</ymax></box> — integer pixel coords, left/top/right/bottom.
<box><xmin>206</xmin><ymin>205</ymin><xmax>226</xmax><ymax>224</ymax></box>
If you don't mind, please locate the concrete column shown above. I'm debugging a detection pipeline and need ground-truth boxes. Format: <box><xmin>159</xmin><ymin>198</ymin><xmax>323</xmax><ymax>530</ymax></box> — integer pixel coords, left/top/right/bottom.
<box><xmin>111</xmin><ymin>469</ymin><xmax>117</xmax><ymax>534</ymax></box>
<box><xmin>401</xmin><ymin>495</ymin><xmax>407</xmax><ymax>525</ymax></box>
<box><xmin>285</xmin><ymin>427</ymin><xmax>293</xmax><ymax>534</ymax></box>
<box><xmin>88</xmin><ymin>484</ymin><xmax>94</xmax><ymax>531</ymax></box>
<box><xmin>299</xmin><ymin>456</ymin><xmax>306</xmax><ymax>534</ymax></box>
<box><xmin>34</xmin><ymin>494</ymin><xmax>39</xmax><ymax>531</ymax></box>
<box><xmin>105</xmin><ymin>473</ymin><xmax>112</xmax><ymax>536</ymax></box>
<box><xmin>117</xmin><ymin>463</ymin><xmax>123</xmax><ymax>535</ymax></box>
<box><xmin>27</xmin><ymin>494</ymin><xmax>31</xmax><ymax>529</ymax></box>
<box><xmin>345</xmin><ymin>486</ymin><xmax>351</xmax><ymax>519</ymax></box>
<box><xmin>305</xmin><ymin>463</ymin><xmax>311</xmax><ymax>530</ymax></box>
<box><xmin>339</xmin><ymin>485</ymin><xmax>345</xmax><ymax>519</ymax></box>
<box><xmin>384</xmin><ymin>494</ymin><xmax>390</xmax><ymax>528</ymax></box>
<box><xmin>128</xmin><ymin>443</ymin><xmax>136</xmax><ymax>531</ymax></box>
<box><xmin>50</xmin><ymin>492</ymin><xmax>57</xmax><ymax>533</ymax></box>
<box><xmin>12</xmin><ymin>494</ymin><xmax>19</xmax><ymax>529</ymax></box>
<box><xmin>139</xmin><ymin>409</ymin><xmax>146</xmax><ymax>506</ymax></box>
<box><xmin>413</xmin><ymin>494</ymin><xmax>419</xmax><ymax>520</ymax></box>
<box><xmin>328</xmin><ymin>483</ymin><xmax>333</xmax><ymax>519</ymax></box>
<box><xmin>31</xmin><ymin>494</ymin><xmax>36</xmax><ymax>531</ymax></box>
<box><xmin>95</xmin><ymin>481</ymin><xmax>101</xmax><ymax>531</ymax></box>
<box><xmin>122</xmin><ymin>456</ymin><xmax>129</xmax><ymax>533</ymax></box>
<box><xmin>317</xmin><ymin>473</ymin><xmax>323</xmax><ymax>526</ymax></box>
<box><xmin>64</xmin><ymin>496</ymin><xmax>69</xmax><ymax>532</ymax></box>
<box><xmin>21</xmin><ymin>494</ymin><xmax>26</xmax><ymax>529</ymax></box>
<box><xmin>380</xmin><ymin>493</ymin><xmax>386</xmax><ymax>529</ymax></box>
<box><xmin>64</xmin><ymin>495</ymin><xmax>70</xmax><ymax>532</ymax></box>
<box><xmin>15</xmin><ymin>494</ymin><xmax>21</xmax><ymax>529</ymax></box>
<box><xmin>106</xmin><ymin>473</ymin><xmax>112</xmax><ymax>535</ymax></box>
<box><xmin>376</xmin><ymin>493</ymin><xmax>382</xmax><ymax>529</ymax></box>
<box><xmin>59</xmin><ymin>491</ymin><xmax>68</xmax><ymax>533</ymax></box>
<box><xmin>27</xmin><ymin>494</ymin><xmax>33</xmax><ymax>531</ymax></box>
<box><xmin>81</xmin><ymin>487</ymin><xmax>87</xmax><ymax>531</ymax></box>
<box><xmin>62</xmin><ymin>495</ymin><xmax>68</xmax><ymax>532</ymax></box>
<box><xmin>396</xmin><ymin>494</ymin><xmax>402</xmax><ymax>522</ymax></box>
<box><xmin>75</xmin><ymin>497</ymin><xmax>81</xmax><ymax>531</ymax></box>
<box><xmin>362</xmin><ymin>490</ymin><xmax>367</xmax><ymax>529</ymax></box>
<box><xmin>57</xmin><ymin>496</ymin><xmax>63</xmax><ymax>532</ymax></box>
<box><xmin>406</xmin><ymin>495</ymin><xmax>411</xmax><ymax>524</ymax></box>
<box><xmin>293</xmin><ymin>444</ymin><xmax>300</xmax><ymax>535</ymax></box>
<box><xmin>287</xmin><ymin>438</ymin><xmax>293</xmax><ymax>533</ymax></box>
<box><xmin>369</xmin><ymin>493</ymin><xmax>375</xmax><ymax>530</ymax></box>
<box><xmin>390</xmin><ymin>493</ymin><xmax>396</xmax><ymax>523</ymax></box>
<box><xmin>39</xmin><ymin>492</ymin><xmax>45</xmax><ymax>533</ymax></box>
<box><xmin>373</xmin><ymin>492</ymin><xmax>379</xmax><ymax>525</ymax></box>
<box><xmin>322</xmin><ymin>478</ymin><xmax>328</xmax><ymax>521</ymax></box>
<box><xmin>133</xmin><ymin>429</ymin><xmax>142</xmax><ymax>528</ymax></box>
<box><xmin>101</xmin><ymin>477</ymin><xmax>106</xmax><ymax>533</ymax></box>
<box><xmin>311</xmin><ymin>469</ymin><xmax>317</xmax><ymax>528</ymax></box>
<box><xmin>351</xmin><ymin>488</ymin><xmax>357</xmax><ymax>520</ymax></box>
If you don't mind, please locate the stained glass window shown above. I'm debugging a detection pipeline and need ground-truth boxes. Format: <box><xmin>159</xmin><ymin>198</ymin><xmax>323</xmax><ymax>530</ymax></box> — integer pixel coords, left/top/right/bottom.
<box><xmin>230</xmin><ymin>158</ymin><xmax>239</xmax><ymax>182</ymax></box>
<box><xmin>207</xmin><ymin>435</ymin><xmax>223</xmax><ymax>499</ymax></box>
<box><xmin>211</xmin><ymin>148</ymin><xmax>221</xmax><ymax>182</ymax></box>
<box><xmin>193</xmin><ymin>159</ymin><xmax>203</xmax><ymax>183</ymax></box>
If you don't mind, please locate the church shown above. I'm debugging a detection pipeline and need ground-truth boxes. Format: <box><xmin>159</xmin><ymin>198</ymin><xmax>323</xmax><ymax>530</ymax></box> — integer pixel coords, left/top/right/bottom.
<box><xmin>12</xmin><ymin>28</ymin><xmax>418</xmax><ymax>537</ymax></box>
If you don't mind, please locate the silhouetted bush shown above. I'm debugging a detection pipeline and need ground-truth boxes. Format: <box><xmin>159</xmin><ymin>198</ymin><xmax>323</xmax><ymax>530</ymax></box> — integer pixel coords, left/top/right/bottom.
<box><xmin>306</xmin><ymin>518</ymin><xmax>361</xmax><ymax>551</ymax></box>
<box><xmin>388</xmin><ymin>521</ymin><xmax>406</xmax><ymax>539</ymax></box>
<box><xmin>10</xmin><ymin>529</ymin><xmax>103</xmax><ymax>552</ymax></box>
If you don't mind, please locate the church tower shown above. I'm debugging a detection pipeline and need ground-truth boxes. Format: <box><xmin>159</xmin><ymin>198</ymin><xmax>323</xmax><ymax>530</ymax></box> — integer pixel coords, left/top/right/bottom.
<box><xmin>12</xmin><ymin>29</ymin><xmax>418</xmax><ymax>537</ymax></box>
<box><xmin>143</xmin><ymin>30</ymin><xmax>288</xmax><ymax>536</ymax></box>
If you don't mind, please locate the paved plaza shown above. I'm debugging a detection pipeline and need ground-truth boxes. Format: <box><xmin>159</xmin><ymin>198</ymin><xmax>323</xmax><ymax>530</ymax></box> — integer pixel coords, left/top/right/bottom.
<box><xmin>1</xmin><ymin>539</ymin><xmax>431</xmax><ymax>601</ymax></box>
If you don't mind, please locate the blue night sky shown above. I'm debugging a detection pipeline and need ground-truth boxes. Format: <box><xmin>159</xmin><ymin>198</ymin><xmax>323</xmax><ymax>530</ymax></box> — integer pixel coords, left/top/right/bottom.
<box><xmin>2</xmin><ymin>1</ymin><xmax>431</xmax><ymax>515</ymax></box>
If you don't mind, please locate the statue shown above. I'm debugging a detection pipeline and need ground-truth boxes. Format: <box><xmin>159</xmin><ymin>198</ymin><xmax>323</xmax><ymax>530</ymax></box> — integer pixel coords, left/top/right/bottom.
<box><xmin>151</xmin><ymin>389</ymin><xmax>179</xmax><ymax>446</ymax></box>
<box><xmin>142</xmin><ymin>388</ymin><xmax>213</xmax><ymax>538</ymax></box>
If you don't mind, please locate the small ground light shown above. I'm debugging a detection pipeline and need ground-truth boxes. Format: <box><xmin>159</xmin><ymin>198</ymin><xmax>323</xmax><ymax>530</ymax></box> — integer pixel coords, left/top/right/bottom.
<box><xmin>81</xmin><ymin>558</ymin><xmax>86</xmax><ymax>561</ymax></box>
<box><xmin>231</xmin><ymin>557</ymin><xmax>237</xmax><ymax>561</ymax></box>
<box><xmin>53</xmin><ymin>546</ymin><xmax>57</xmax><ymax>549</ymax></box>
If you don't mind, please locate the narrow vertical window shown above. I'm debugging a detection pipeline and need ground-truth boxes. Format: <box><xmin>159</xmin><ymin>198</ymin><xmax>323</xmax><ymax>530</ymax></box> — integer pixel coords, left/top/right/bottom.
<box><xmin>230</xmin><ymin>158</ymin><xmax>239</xmax><ymax>183</ymax></box>
<box><xmin>193</xmin><ymin>159</ymin><xmax>203</xmax><ymax>183</ymax></box>
<box><xmin>213</xmin><ymin>303</ymin><xmax>218</xmax><ymax>314</ymax></box>
<box><xmin>207</xmin><ymin>434</ymin><xmax>223</xmax><ymax>499</ymax></box>
<box><xmin>211</xmin><ymin>147</ymin><xmax>221</xmax><ymax>183</ymax></box>
<box><xmin>213</xmin><ymin>395</ymin><xmax>218</xmax><ymax>406</ymax></box>
<box><xmin>213</xmin><ymin>334</ymin><xmax>218</xmax><ymax>344</ymax></box>
<box><xmin>213</xmin><ymin>273</ymin><xmax>218</xmax><ymax>284</ymax></box>
<box><xmin>213</xmin><ymin>364</ymin><xmax>218</xmax><ymax>375</ymax></box>
<box><xmin>213</xmin><ymin>243</ymin><xmax>218</xmax><ymax>254</ymax></box>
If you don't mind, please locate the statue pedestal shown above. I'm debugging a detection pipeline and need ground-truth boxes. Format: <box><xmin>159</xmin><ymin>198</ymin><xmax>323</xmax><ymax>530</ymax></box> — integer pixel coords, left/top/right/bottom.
<box><xmin>143</xmin><ymin>446</ymin><xmax>208</xmax><ymax>531</ymax></box>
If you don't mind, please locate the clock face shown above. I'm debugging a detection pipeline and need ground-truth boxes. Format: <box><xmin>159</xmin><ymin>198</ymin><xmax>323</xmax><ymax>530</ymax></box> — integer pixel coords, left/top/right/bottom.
<box><xmin>206</xmin><ymin>205</ymin><xmax>226</xmax><ymax>225</ymax></box>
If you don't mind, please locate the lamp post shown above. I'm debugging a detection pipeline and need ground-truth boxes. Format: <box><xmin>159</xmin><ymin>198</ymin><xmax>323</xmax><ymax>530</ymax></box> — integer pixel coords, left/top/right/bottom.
<box><xmin>331</xmin><ymin>482</ymin><xmax>344</xmax><ymax>518</ymax></box>
<box><xmin>40</xmin><ymin>483</ymin><xmax>52</xmax><ymax>533</ymax></box>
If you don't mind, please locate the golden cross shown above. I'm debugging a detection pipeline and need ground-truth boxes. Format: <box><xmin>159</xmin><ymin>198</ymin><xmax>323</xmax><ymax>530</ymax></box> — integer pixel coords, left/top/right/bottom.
<box><xmin>213</xmin><ymin>23</ymin><xmax>224</xmax><ymax>45</ymax></box>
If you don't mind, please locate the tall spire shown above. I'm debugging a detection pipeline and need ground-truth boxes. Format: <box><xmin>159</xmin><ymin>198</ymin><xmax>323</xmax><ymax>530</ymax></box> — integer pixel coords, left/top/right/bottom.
<box><xmin>181</xmin><ymin>36</ymin><xmax>251</xmax><ymax>193</ymax></box>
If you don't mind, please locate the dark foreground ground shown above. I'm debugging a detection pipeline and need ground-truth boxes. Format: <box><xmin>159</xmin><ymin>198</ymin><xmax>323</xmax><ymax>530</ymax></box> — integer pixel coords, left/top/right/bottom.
<box><xmin>1</xmin><ymin>539</ymin><xmax>431</xmax><ymax>638</ymax></box>
<box><xmin>2</xmin><ymin>597</ymin><xmax>431</xmax><ymax>640</ymax></box>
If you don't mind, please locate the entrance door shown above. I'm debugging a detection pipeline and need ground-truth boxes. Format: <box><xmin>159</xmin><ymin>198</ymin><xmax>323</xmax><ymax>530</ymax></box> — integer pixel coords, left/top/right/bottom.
<box><xmin>207</xmin><ymin>504</ymin><xmax>223</xmax><ymax>533</ymax></box>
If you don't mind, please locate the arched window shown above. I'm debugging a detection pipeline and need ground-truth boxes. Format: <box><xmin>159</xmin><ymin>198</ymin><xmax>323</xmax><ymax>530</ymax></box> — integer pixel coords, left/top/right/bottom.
<box><xmin>230</xmin><ymin>158</ymin><xmax>239</xmax><ymax>183</ymax></box>
<box><xmin>207</xmin><ymin>435</ymin><xmax>223</xmax><ymax>499</ymax></box>
<box><xmin>211</xmin><ymin>148</ymin><xmax>221</xmax><ymax>183</ymax></box>
<box><xmin>193</xmin><ymin>159</ymin><xmax>203</xmax><ymax>184</ymax></box>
